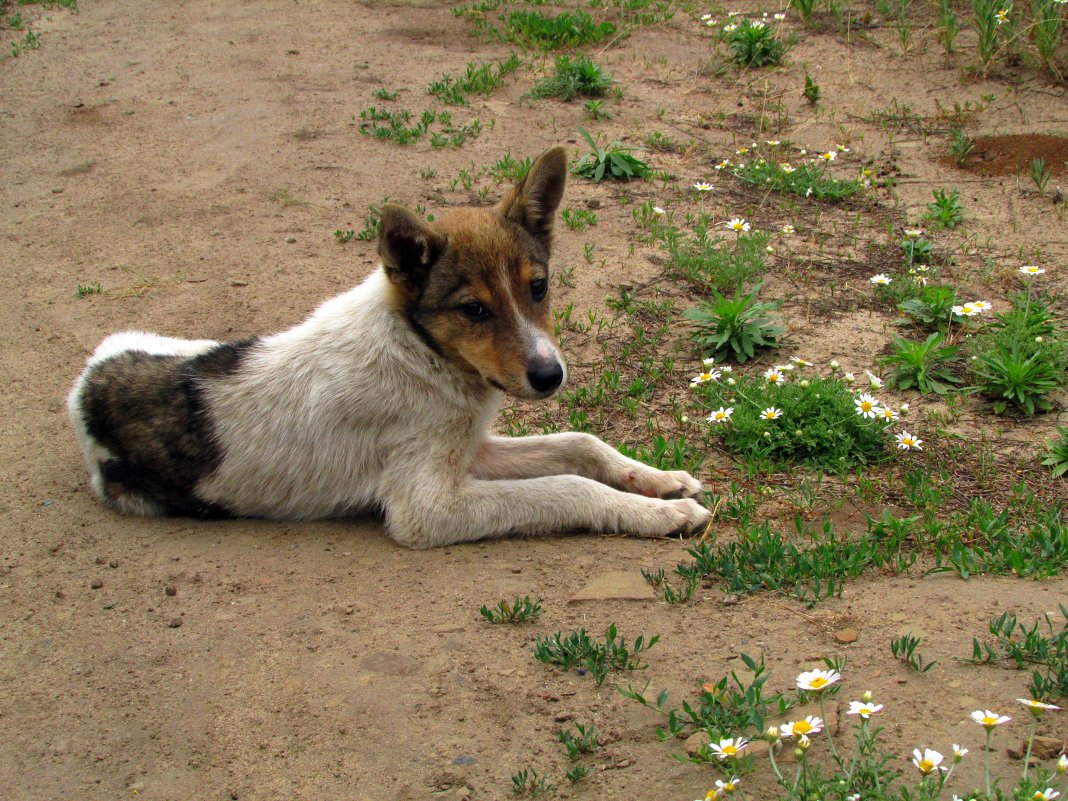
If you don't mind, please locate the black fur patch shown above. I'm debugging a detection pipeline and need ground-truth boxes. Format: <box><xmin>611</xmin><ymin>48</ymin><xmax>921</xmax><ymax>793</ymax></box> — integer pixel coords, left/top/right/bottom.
<box><xmin>77</xmin><ymin>339</ymin><xmax>258</xmax><ymax>517</ymax></box>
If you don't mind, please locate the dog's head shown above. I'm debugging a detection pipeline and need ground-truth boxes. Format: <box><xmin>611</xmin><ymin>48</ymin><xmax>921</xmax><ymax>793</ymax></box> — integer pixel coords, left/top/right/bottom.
<box><xmin>378</xmin><ymin>146</ymin><xmax>569</xmax><ymax>400</ymax></box>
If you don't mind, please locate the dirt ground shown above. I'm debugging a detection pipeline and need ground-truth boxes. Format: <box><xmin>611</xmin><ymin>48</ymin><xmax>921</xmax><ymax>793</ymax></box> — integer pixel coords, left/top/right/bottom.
<box><xmin>2</xmin><ymin>1</ymin><xmax>1067</xmax><ymax>800</ymax></box>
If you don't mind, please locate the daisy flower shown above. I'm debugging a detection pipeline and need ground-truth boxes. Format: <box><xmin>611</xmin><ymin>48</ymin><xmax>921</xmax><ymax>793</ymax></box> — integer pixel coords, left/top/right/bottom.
<box><xmin>691</xmin><ymin>370</ymin><xmax>720</xmax><ymax>385</ymax></box>
<box><xmin>895</xmin><ymin>430</ymin><xmax>923</xmax><ymax>450</ymax></box>
<box><xmin>866</xmin><ymin>371</ymin><xmax>884</xmax><ymax>388</ymax></box>
<box><xmin>1020</xmin><ymin>265</ymin><xmax>1046</xmax><ymax>275</ymax></box>
<box><xmin>952</xmin><ymin>744</ymin><xmax>969</xmax><ymax>760</ymax></box>
<box><xmin>1032</xmin><ymin>791</ymin><xmax>1060</xmax><ymax>801</ymax></box>
<box><xmin>781</xmin><ymin>163</ymin><xmax>796</xmax><ymax>173</ymax></box>
<box><xmin>879</xmin><ymin>407</ymin><xmax>899</xmax><ymax>423</ymax></box>
<box><xmin>791</xmin><ymin>357</ymin><xmax>813</xmax><ymax>367</ymax></box>
<box><xmin>1017</xmin><ymin>698</ymin><xmax>1061</xmax><ymax>714</ymax></box>
<box><xmin>995</xmin><ymin>7</ymin><xmax>1009</xmax><ymax>22</ymax></box>
<box><xmin>970</xmin><ymin>710</ymin><xmax>1011</xmax><ymax>729</ymax></box>
<box><xmin>693</xmin><ymin>182</ymin><xmax>715</xmax><ymax>192</ymax></box>
<box><xmin>820</xmin><ymin>151</ymin><xmax>838</xmax><ymax>162</ymax></box>
<box><xmin>703</xmin><ymin>357</ymin><xmax>716</xmax><ymax>367</ymax></box>
<box><xmin>797</xmin><ymin>668</ymin><xmax>842</xmax><ymax>693</ymax></box>
<box><xmin>709</xmin><ymin>738</ymin><xmax>749</xmax><ymax>761</ymax></box>
<box><xmin>835</xmin><ymin>144</ymin><xmax>850</xmax><ymax>152</ymax></box>
<box><xmin>715</xmin><ymin>159</ymin><xmax>732</xmax><ymax>170</ymax></box>
<box><xmin>1059</xmin><ymin>754</ymin><xmax>1068</xmax><ymax>772</ymax></box>
<box><xmin>766</xmin><ymin>139</ymin><xmax>781</xmax><ymax>146</ymax></box>
<box><xmin>953</xmin><ymin>303</ymin><xmax>978</xmax><ymax>317</ymax></box>
<box><xmin>760</xmin><ymin>407</ymin><xmax>783</xmax><ymax>420</ymax></box>
<box><xmin>701</xmin><ymin>12</ymin><xmax>714</xmax><ymax>20</ymax></box>
<box><xmin>913</xmin><ymin>748</ymin><xmax>946</xmax><ymax>775</ymax></box>
<box><xmin>726</xmin><ymin>217</ymin><xmax>750</xmax><ymax>233</ymax></box>
<box><xmin>736</xmin><ymin>146</ymin><xmax>749</xmax><ymax>155</ymax></box>
<box><xmin>843</xmin><ymin>372</ymin><xmax>855</xmax><ymax>383</ymax></box>
<box><xmin>715</xmin><ymin>777</ymin><xmax>741</xmax><ymax>795</ymax></box>
<box><xmin>870</xmin><ymin>274</ymin><xmax>892</xmax><ymax>286</ymax></box>
<box><xmin>719</xmin><ymin>365</ymin><xmax>733</xmax><ymax>374</ymax></box>
<box><xmin>904</xmin><ymin>227</ymin><xmax>924</xmax><ymax>238</ymax></box>
<box><xmin>780</xmin><ymin>716</ymin><xmax>824</xmax><ymax>738</ymax></box>
<box><xmin>652</xmin><ymin>206</ymin><xmax>665</xmax><ymax>216</ymax></box>
<box><xmin>763</xmin><ymin>367</ymin><xmax>786</xmax><ymax>385</ymax></box>
<box><xmin>781</xmin><ymin>224</ymin><xmax>795</xmax><ymax>234</ymax></box>
<box><xmin>774</xmin><ymin>12</ymin><xmax>786</xmax><ymax>20</ymax></box>
<box><xmin>707</xmin><ymin>407</ymin><xmax>734</xmax><ymax>424</ymax></box>
<box><xmin>973</xmin><ymin>300</ymin><xmax>992</xmax><ymax>312</ymax></box>
<box><xmin>722</xmin><ymin>22</ymin><xmax>738</xmax><ymax>32</ymax></box>
<box><xmin>847</xmin><ymin>700</ymin><xmax>884</xmax><ymax>719</ymax></box>
<box><xmin>855</xmin><ymin>393</ymin><xmax>881</xmax><ymax>418</ymax></box>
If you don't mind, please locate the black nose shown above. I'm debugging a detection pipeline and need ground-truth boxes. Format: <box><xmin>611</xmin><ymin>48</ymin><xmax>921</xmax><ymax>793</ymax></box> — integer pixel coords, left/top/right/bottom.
<box><xmin>527</xmin><ymin>361</ymin><xmax>564</xmax><ymax>394</ymax></box>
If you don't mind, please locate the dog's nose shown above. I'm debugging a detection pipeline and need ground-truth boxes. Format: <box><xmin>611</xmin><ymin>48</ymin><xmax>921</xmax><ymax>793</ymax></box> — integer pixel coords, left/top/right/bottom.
<box><xmin>527</xmin><ymin>361</ymin><xmax>564</xmax><ymax>394</ymax></box>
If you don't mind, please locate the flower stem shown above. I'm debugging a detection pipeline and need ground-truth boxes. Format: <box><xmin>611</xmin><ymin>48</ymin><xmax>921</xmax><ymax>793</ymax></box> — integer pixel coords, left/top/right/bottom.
<box><xmin>818</xmin><ymin>694</ymin><xmax>843</xmax><ymax>765</ymax></box>
<box><xmin>984</xmin><ymin>727</ymin><xmax>993</xmax><ymax>799</ymax></box>
<box><xmin>768</xmin><ymin>741</ymin><xmax>785</xmax><ymax>784</ymax></box>
<box><xmin>1023</xmin><ymin>714</ymin><xmax>1037</xmax><ymax>781</ymax></box>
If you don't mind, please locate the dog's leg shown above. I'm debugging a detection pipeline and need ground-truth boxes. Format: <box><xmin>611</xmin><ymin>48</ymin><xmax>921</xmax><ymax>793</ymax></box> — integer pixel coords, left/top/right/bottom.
<box><xmin>470</xmin><ymin>433</ymin><xmax>703</xmax><ymax>500</ymax></box>
<box><xmin>383</xmin><ymin>469</ymin><xmax>711</xmax><ymax>549</ymax></box>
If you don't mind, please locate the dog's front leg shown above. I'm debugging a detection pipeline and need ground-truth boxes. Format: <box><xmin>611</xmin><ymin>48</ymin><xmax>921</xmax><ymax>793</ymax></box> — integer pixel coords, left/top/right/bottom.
<box><xmin>382</xmin><ymin>469</ymin><xmax>711</xmax><ymax>549</ymax></box>
<box><xmin>470</xmin><ymin>433</ymin><xmax>703</xmax><ymax>500</ymax></box>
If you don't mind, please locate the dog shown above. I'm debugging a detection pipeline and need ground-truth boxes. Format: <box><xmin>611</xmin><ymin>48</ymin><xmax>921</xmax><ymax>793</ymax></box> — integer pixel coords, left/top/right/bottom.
<box><xmin>67</xmin><ymin>146</ymin><xmax>712</xmax><ymax>548</ymax></box>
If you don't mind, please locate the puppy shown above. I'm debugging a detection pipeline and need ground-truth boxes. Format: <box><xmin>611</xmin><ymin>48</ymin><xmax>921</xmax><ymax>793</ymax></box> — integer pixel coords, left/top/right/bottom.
<box><xmin>68</xmin><ymin>146</ymin><xmax>712</xmax><ymax>547</ymax></box>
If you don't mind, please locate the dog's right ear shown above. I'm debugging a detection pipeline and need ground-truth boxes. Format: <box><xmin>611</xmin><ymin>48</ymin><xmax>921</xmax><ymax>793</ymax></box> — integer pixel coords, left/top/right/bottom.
<box><xmin>378</xmin><ymin>204</ymin><xmax>448</xmax><ymax>292</ymax></box>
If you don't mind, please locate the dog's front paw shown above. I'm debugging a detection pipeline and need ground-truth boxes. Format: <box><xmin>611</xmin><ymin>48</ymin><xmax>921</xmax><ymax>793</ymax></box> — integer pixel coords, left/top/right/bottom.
<box><xmin>632</xmin><ymin>497</ymin><xmax>712</xmax><ymax>539</ymax></box>
<box><xmin>620</xmin><ymin>467</ymin><xmax>704</xmax><ymax>500</ymax></box>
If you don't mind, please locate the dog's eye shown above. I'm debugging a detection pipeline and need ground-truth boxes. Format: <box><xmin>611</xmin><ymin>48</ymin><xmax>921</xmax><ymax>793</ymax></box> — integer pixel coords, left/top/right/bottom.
<box><xmin>460</xmin><ymin>301</ymin><xmax>490</xmax><ymax>321</ymax></box>
<box><xmin>530</xmin><ymin>278</ymin><xmax>548</xmax><ymax>301</ymax></box>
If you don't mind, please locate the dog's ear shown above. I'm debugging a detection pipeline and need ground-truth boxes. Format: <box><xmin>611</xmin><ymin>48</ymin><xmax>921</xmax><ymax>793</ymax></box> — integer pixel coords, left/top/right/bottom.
<box><xmin>378</xmin><ymin>204</ymin><xmax>448</xmax><ymax>291</ymax></box>
<box><xmin>499</xmin><ymin>146</ymin><xmax>567</xmax><ymax>250</ymax></box>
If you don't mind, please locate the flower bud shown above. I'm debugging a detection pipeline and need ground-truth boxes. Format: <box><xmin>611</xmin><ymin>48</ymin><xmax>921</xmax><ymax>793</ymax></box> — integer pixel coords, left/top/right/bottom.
<box><xmin>862</xmin><ymin>690</ymin><xmax>873</xmax><ymax>702</ymax></box>
<box><xmin>767</xmin><ymin>726</ymin><xmax>780</xmax><ymax>741</ymax></box>
<box><xmin>829</xmin><ymin>360</ymin><xmax>839</xmax><ymax>370</ymax></box>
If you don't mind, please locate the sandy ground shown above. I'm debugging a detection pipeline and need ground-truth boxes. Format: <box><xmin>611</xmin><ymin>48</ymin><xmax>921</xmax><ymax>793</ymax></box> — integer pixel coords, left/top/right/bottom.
<box><xmin>2</xmin><ymin>2</ymin><xmax>1067</xmax><ymax>800</ymax></box>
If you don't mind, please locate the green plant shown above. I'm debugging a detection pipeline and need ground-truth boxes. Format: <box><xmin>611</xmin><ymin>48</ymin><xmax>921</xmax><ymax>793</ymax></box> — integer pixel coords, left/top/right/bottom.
<box><xmin>971</xmin><ymin>0</ymin><xmax>1003</xmax><ymax>75</ymax></box>
<box><xmin>564</xmin><ymin>765</ymin><xmax>591</xmax><ymax>783</ymax></box>
<box><xmin>10</xmin><ymin>28</ymin><xmax>40</xmax><ymax>56</ymax></box>
<box><xmin>419</xmin><ymin>167</ymin><xmax>435</xmax><ymax>180</ymax></box>
<box><xmin>1041</xmin><ymin>426</ymin><xmax>1068</xmax><ymax>478</ymax></box>
<box><xmin>503</xmin><ymin>9</ymin><xmax>616</xmax><ymax>50</ymax></box>
<box><xmin>583</xmin><ymin>98</ymin><xmax>611</xmax><ymax>120</ymax></box>
<box><xmin>333</xmin><ymin>229</ymin><xmax>355</xmax><ymax>243</ymax></box>
<box><xmin>900</xmin><ymin>233</ymin><xmax>934</xmax><ymax>267</ymax></box>
<box><xmin>558</xmin><ymin>723</ymin><xmax>598</xmax><ymax>759</ymax></box>
<box><xmin>571</xmin><ymin>127</ymin><xmax>650</xmax><ymax>183</ymax></box>
<box><xmin>372</xmin><ymin>87</ymin><xmax>400</xmax><ymax>101</ymax></box>
<box><xmin>529</xmin><ymin>55</ymin><xmax>611</xmax><ymax>101</ymax></box>
<box><xmin>479</xmin><ymin>596</ymin><xmax>542</xmax><ymax>624</ymax></box>
<box><xmin>803</xmin><ymin>73</ymin><xmax>820</xmax><ymax>105</ymax></box>
<box><xmin>660</xmin><ymin>216</ymin><xmax>770</xmax><ymax>292</ymax></box>
<box><xmin>1029</xmin><ymin>157</ymin><xmax>1052</xmax><ymax>194</ymax></box>
<box><xmin>683</xmin><ymin>283</ymin><xmax>783</xmax><ymax>364</ymax></box>
<box><xmin>924</xmin><ymin>188</ymin><xmax>964</xmax><ymax>229</ymax></box>
<box><xmin>894</xmin><ymin>0</ymin><xmax>914</xmax><ymax>50</ymax></box>
<box><xmin>948</xmin><ymin>126</ymin><xmax>974</xmax><ymax>165</ymax></box>
<box><xmin>938</xmin><ymin>0</ymin><xmax>962</xmax><ymax>53</ymax></box>
<box><xmin>791</xmin><ymin>0</ymin><xmax>817</xmax><ymax>24</ymax></box>
<box><xmin>890</xmin><ymin>633</ymin><xmax>938</xmax><ymax>672</ymax></box>
<box><xmin>645</xmin><ymin>130</ymin><xmax>686</xmax><ymax>152</ymax></box>
<box><xmin>723</xmin><ymin>19</ymin><xmax>786</xmax><ymax>68</ymax></box>
<box><xmin>1030</xmin><ymin>0</ymin><xmax>1067</xmax><ymax>78</ymax></box>
<box><xmin>971</xmin><ymin>606</ymin><xmax>1068</xmax><ymax>700</ymax></box>
<box><xmin>533</xmin><ymin>624</ymin><xmax>659</xmax><ymax>686</ymax></box>
<box><xmin>969</xmin><ymin>349</ymin><xmax>1062</xmax><ymax>414</ymax></box>
<box><xmin>880</xmin><ymin>332</ymin><xmax>963</xmax><ymax>395</ymax></box>
<box><xmin>896</xmin><ymin>284</ymin><xmax>958</xmax><ymax>330</ymax></box>
<box><xmin>560</xmin><ymin>207</ymin><xmax>597</xmax><ymax>231</ymax></box>
<box><xmin>510</xmin><ymin>768</ymin><xmax>553</xmax><ymax>797</ymax></box>
<box><xmin>75</xmin><ymin>282</ymin><xmax>102</xmax><ymax>298</ymax></box>
<box><xmin>641</xmin><ymin>567</ymin><xmax>699</xmax><ymax>604</ymax></box>
<box><xmin>733</xmin><ymin>157</ymin><xmax>862</xmax><ymax>202</ymax></box>
<box><xmin>427</xmin><ymin>53</ymin><xmax>520</xmax><ymax>105</ymax></box>
<box><xmin>489</xmin><ymin>152</ymin><xmax>532</xmax><ymax>183</ymax></box>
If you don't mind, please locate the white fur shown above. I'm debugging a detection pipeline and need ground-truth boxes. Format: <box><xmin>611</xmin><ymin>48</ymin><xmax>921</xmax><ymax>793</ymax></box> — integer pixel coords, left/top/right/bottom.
<box><xmin>69</xmin><ymin>271</ymin><xmax>711</xmax><ymax>548</ymax></box>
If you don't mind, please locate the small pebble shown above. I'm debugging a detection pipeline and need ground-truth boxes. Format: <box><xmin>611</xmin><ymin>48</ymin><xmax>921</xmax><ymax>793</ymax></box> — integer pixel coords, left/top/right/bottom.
<box><xmin>285</xmin><ymin>236</ymin><xmax>297</xmax><ymax>244</ymax></box>
<box><xmin>168</xmin><ymin>617</ymin><xmax>183</xmax><ymax>628</ymax></box>
<box><xmin>90</xmin><ymin>578</ymin><xmax>103</xmax><ymax>590</ymax></box>
<box><xmin>108</xmin><ymin>560</ymin><xmax>119</xmax><ymax>569</ymax></box>
<box><xmin>165</xmin><ymin>585</ymin><xmax>177</xmax><ymax>597</ymax></box>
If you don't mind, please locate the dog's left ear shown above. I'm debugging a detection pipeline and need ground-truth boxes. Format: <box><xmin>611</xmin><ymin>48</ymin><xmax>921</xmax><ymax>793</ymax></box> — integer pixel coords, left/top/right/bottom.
<box><xmin>499</xmin><ymin>146</ymin><xmax>567</xmax><ymax>250</ymax></box>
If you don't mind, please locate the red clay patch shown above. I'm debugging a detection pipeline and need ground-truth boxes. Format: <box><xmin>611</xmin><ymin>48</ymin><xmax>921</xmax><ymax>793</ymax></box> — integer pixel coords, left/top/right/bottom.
<box><xmin>955</xmin><ymin>133</ymin><xmax>1068</xmax><ymax>176</ymax></box>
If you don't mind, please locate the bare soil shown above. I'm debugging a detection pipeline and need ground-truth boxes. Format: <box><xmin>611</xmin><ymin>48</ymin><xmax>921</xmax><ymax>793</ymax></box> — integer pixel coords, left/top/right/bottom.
<box><xmin>1</xmin><ymin>2</ymin><xmax>1067</xmax><ymax>801</ymax></box>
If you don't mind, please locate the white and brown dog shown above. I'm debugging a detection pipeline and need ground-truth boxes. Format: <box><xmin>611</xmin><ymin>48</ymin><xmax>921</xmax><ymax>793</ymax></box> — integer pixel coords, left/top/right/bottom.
<box><xmin>68</xmin><ymin>147</ymin><xmax>711</xmax><ymax>548</ymax></box>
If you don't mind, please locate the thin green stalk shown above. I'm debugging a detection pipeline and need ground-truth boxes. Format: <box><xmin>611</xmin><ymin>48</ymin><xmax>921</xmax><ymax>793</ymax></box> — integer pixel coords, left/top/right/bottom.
<box><xmin>818</xmin><ymin>695</ymin><xmax>843</xmax><ymax>765</ymax></box>
<box><xmin>1023</xmin><ymin>714</ymin><xmax>1037</xmax><ymax>780</ymax></box>
<box><xmin>984</xmin><ymin>728</ymin><xmax>993</xmax><ymax>798</ymax></box>
<box><xmin>768</xmin><ymin>740</ymin><xmax>786</xmax><ymax>783</ymax></box>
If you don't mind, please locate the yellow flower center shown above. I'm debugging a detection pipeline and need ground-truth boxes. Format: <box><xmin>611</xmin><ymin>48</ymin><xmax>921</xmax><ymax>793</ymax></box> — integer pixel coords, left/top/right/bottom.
<box><xmin>919</xmin><ymin>759</ymin><xmax>934</xmax><ymax>773</ymax></box>
<box><xmin>861</xmin><ymin>402</ymin><xmax>873</xmax><ymax>412</ymax></box>
<box><xmin>809</xmin><ymin>677</ymin><xmax>828</xmax><ymax>689</ymax></box>
<box><xmin>793</xmin><ymin>720</ymin><xmax>813</xmax><ymax>734</ymax></box>
<box><xmin>723</xmin><ymin>746</ymin><xmax>737</xmax><ymax>756</ymax></box>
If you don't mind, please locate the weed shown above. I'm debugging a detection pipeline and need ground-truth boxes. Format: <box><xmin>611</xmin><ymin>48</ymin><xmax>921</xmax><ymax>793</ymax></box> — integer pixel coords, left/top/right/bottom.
<box><xmin>645</xmin><ymin>130</ymin><xmax>686</xmax><ymax>153</ymax></box>
<box><xmin>529</xmin><ymin>55</ymin><xmax>611</xmax><ymax>101</ymax></box>
<box><xmin>427</xmin><ymin>53</ymin><xmax>519</xmax><ymax>105</ymax></box>
<box><xmin>75</xmin><ymin>282</ymin><xmax>102</xmax><ymax>298</ymax></box>
<box><xmin>354</xmin><ymin>200</ymin><xmax>387</xmax><ymax>241</ymax></box>
<box><xmin>948</xmin><ymin>126</ymin><xmax>974</xmax><ymax>165</ymax></box>
<box><xmin>10</xmin><ymin>28</ymin><xmax>40</xmax><ymax>56</ymax></box>
<box><xmin>571</xmin><ymin>127</ymin><xmax>650</xmax><ymax>183</ymax></box>
<box><xmin>969</xmin><ymin>349</ymin><xmax>1062</xmax><ymax>414</ymax></box>
<box><xmin>533</xmin><ymin>624</ymin><xmax>659</xmax><ymax>686</ymax></box>
<box><xmin>620</xmin><ymin>652</ymin><xmax>793</xmax><ymax>740</ymax></box>
<box><xmin>1031</xmin><ymin>0</ymin><xmax>1067</xmax><ymax>78</ymax></box>
<box><xmin>660</xmin><ymin>216</ymin><xmax>771</xmax><ymax>293</ymax></box>
<box><xmin>479</xmin><ymin>596</ymin><xmax>542</xmax><ymax>624</ymax></box>
<box><xmin>419</xmin><ymin>167</ymin><xmax>435</xmax><ymax>180</ymax></box>
<box><xmin>564</xmin><ymin>765</ymin><xmax>591</xmax><ymax>783</ymax></box>
<box><xmin>971</xmin><ymin>606</ymin><xmax>1068</xmax><ymax>700</ymax></box>
<box><xmin>558</xmin><ymin>723</ymin><xmax>598</xmax><ymax>759</ymax></box>
<box><xmin>896</xmin><ymin>285</ymin><xmax>958</xmax><ymax>330</ymax></box>
<box><xmin>733</xmin><ymin>158</ymin><xmax>862</xmax><ymax>202</ymax></box>
<box><xmin>880</xmin><ymin>332</ymin><xmax>963</xmax><ymax>395</ymax></box>
<box><xmin>895</xmin><ymin>0</ymin><xmax>914</xmax><ymax>51</ymax></box>
<box><xmin>487</xmin><ymin>152</ymin><xmax>531</xmax><ymax>184</ymax></box>
<box><xmin>561</xmin><ymin>207</ymin><xmax>597</xmax><ymax>231</ymax></box>
<box><xmin>924</xmin><ymin>188</ymin><xmax>965</xmax><ymax>229</ymax></box>
<box><xmin>722</xmin><ymin>19</ymin><xmax>787</xmax><ymax>68</ymax></box>
<box><xmin>938</xmin><ymin>0</ymin><xmax>962</xmax><ymax>54</ymax></box>
<box><xmin>333</xmin><ymin>229</ymin><xmax>355</xmax><ymax>243</ymax></box>
<box><xmin>642</xmin><ymin>566</ymin><xmax>699</xmax><ymax>604</ymax></box>
<box><xmin>372</xmin><ymin>88</ymin><xmax>400</xmax><ymax>101</ymax></box>
<box><xmin>1029</xmin><ymin>157</ymin><xmax>1052</xmax><ymax>194</ymax></box>
<box><xmin>503</xmin><ymin>9</ymin><xmax>616</xmax><ymax>50</ymax></box>
<box><xmin>358</xmin><ymin>106</ymin><xmax>484</xmax><ymax>147</ymax></box>
<box><xmin>803</xmin><ymin>73</ymin><xmax>820</xmax><ymax>105</ymax></box>
<box><xmin>684</xmin><ymin>283</ymin><xmax>783</xmax><ymax>364</ymax></box>
<box><xmin>691</xmin><ymin>372</ymin><xmax>898</xmax><ymax>473</ymax></box>
<box><xmin>583</xmin><ymin>98</ymin><xmax>611</xmax><ymax>120</ymax></box>
<box><xmin>1041</xmin><ymin>426</ymin><xmax>1068</xmax><ymax>478</ymax></box>
<box><xmin>890</xmin><ymin>633</ymin><xmax>938</xmax><ymax>672</ymax></box>
<box><xmin>6</xmin><ymin>11</ymin><xmax>23</xmax><ymax>30</ymax></box>
<box><xmin>791</xmin><ymin>0</ymin><xmax>817</xmax><ymax>24</ymax></box>
<box><xmin>971</xmin><ymin>0</ymin><xmax>1004</xmax><ymax>75</ymax></box>
<box><xmin>510</xmin><ymin>768</ymin><xmax>553</xmax><ymax>797</ymax></box>
<box><xmin>900</xmin><ymin>233</ymin><xmax>934</xmax><ymax>268</ymax></box>
<box><xmin>618</xmin><ymin>435</ymin><xmax>704</xmax><ymax>474</ymax></box>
